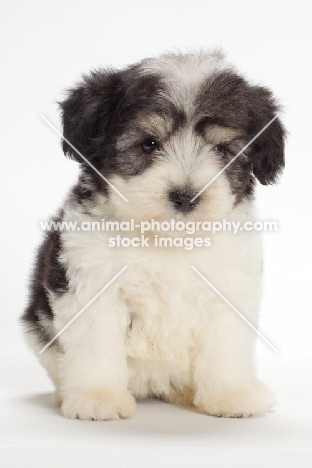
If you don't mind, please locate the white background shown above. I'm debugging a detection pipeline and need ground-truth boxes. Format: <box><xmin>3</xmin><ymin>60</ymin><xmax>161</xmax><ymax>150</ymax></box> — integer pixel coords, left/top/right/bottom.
<box><xmin>1</xmin><ymin>0</ymin><xmax>312</xmax><ymax>467</ymax></box>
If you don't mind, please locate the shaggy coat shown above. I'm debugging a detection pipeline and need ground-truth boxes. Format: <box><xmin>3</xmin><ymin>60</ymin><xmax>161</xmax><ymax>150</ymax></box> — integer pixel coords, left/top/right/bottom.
<box><xmin>22</xmin><ymin>52</ymin><xmax>285</xmax><ymax>419</ymax></box>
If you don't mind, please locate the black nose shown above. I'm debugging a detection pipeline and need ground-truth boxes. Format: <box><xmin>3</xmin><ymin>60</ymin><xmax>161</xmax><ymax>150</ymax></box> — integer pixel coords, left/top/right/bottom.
<box><xmin>169</xmin><ymin>190</ymin><xmax>200</xmax><ymax>213</ymax></box>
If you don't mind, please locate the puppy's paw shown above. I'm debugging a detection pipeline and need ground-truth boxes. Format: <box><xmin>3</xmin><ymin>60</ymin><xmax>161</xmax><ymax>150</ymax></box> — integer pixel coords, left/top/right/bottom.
<box><xmin>61</xmin><ymin>389</ymin><xmax>136</xmax><ymax>420</ymax></box>
<box><xmin>195</xmin><ymin>386</ymin><xmax>272</xmax><ymax>418</ymax></box>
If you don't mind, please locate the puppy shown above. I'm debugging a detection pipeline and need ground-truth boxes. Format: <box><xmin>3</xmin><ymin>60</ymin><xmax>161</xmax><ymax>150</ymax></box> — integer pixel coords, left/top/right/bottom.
<box><xmin>22</xmin><ymin>52</ymin><xmax>285</xmax><ymax>420</ymax></box>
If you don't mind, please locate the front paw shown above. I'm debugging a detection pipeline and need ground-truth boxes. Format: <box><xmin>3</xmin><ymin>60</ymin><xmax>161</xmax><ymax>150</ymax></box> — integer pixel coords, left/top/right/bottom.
<box><xmin>195</xmin><ymin>385</ymin><xmax>275</xmax><ymax>418</ymax></box>
<box><xmin>61</xmin><ymin>389</ymin><xmax>136</xmax><ymax>420</ymax></box>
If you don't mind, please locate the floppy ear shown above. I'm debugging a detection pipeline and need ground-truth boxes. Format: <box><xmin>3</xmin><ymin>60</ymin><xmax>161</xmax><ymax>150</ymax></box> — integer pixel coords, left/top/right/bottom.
<box><xmin>59</xmin><ymin>69</ymin><xmax>120</xmax><ymax>162</ymax></box>
<box><xmin>248</xmin><ymin>86</ymin><xmax>286</xmax><ymax>185</ymax></box>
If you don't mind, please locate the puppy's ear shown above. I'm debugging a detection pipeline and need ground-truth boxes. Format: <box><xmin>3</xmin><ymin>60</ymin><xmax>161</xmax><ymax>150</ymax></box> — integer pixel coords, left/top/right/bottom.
<box><xmin>248</xmin><ymin>86</ymin><xmax>286</xmax><ymax>185</ymax></box>
<box><xmin>59</xmin><ymin>70</ymin><xmax>120</xmax><ymax>162</ymax></box>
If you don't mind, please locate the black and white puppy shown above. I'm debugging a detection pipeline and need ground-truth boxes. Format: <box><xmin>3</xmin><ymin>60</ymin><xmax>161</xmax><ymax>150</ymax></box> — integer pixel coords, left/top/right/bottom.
<box><xmin>22</xmin><ymin>52</ymin><xmax>285</xmax><ymax>420</ymax></box>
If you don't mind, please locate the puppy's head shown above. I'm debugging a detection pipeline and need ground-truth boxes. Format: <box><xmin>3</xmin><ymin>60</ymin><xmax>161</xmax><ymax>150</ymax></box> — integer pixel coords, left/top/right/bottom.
<box><xmin>60</xmin><ymin>52</ymin><xmax>285</xmax><ymax>222</ymax></box>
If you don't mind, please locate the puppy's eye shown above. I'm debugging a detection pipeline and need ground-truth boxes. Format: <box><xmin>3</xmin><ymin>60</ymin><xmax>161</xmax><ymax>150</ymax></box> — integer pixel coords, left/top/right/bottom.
<box><xmin>212</xmin><ymin>146</ymin><xmax>226</xmax><ymax>157</ymax></box>
<box><xmin>141</xmin><ymin>139</ymin><xmax>158</xmax><ymax>154</ymax></box>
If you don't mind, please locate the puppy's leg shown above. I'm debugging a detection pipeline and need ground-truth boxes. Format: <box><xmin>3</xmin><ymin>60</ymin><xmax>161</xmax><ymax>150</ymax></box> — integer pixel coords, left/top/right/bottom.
<box><xmin>193</xmin><ymin>303</ymin><xmax>275</xmax><ymax>418</ymax></box>
<box><xmin>55</xmin><ymin>294</ymin><xmax>135</xmax><ymax>421</ymax></box>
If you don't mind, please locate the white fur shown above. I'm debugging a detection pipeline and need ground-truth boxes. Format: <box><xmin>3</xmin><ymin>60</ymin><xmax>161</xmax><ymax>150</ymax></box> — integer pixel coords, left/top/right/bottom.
<box><xmin>32</xmin><ymin>194</ymin><xmax>274</xmax><ymax>419</ymax></box>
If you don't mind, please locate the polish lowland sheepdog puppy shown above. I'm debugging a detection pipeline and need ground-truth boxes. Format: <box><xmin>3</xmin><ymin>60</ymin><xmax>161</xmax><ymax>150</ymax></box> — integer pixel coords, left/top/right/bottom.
<box><xmin>22</xmin><ymin>52</ymin><xmax>285</xmax><ymax>420</ymax></box>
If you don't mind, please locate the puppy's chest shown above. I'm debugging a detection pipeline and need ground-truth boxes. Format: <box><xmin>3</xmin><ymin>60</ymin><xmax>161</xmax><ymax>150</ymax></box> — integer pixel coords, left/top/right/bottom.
<box><xmin>123</xmin><ymin>278</ymin><xmax>196</xmax><ymax>362</ymax></box>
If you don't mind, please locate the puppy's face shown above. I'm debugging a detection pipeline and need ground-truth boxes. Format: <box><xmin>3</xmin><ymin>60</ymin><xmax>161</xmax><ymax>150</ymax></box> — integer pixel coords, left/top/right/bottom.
<box><xmin>61</xmin><ymin>53</ymin><xmax>285</xmax><ymax>222</ymax></box>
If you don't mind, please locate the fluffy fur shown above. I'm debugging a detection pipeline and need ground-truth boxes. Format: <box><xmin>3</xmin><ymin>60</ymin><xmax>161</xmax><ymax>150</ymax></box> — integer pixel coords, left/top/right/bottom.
<box><xmin>22</xmin><ymin>51</ymin><xmax>285</xmax><ymax>420</ymax></box>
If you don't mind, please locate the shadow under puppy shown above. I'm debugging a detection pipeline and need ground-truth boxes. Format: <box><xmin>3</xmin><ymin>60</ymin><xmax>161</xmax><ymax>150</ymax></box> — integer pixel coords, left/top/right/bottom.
<box><xmin>22</xmin><ymin>52</ymin><xmax>285</xmax><ymax>420</ymax></box>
